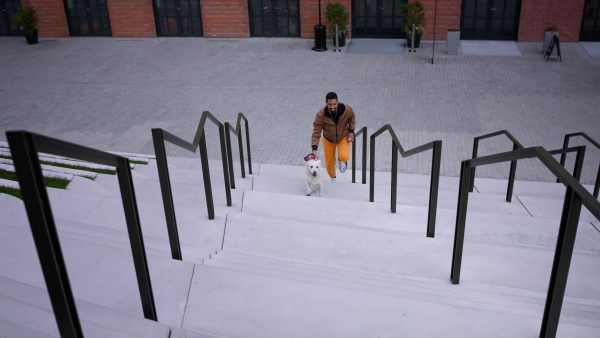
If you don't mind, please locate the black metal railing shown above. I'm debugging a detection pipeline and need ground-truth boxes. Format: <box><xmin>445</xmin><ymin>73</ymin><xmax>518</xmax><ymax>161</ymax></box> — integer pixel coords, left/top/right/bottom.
<box><xmin>450</xmin><ymin>145</ymin><xmax>600</xmax><ymax>338</ymax></box>
<box><xmin>224</xmin><ymin>112</ymin><xmax>253</xmax><ymax>188</ymax></box>
<box><xmin>369</xmin><ymin>125</ymin><xmax>442</xmax><ymax>238</ymax></box>
<box><xmin>558</xmin><ymin>132</ymin><xmax>600</xmax><ymax>198</ymax></box>
<box><xmin>6</xmin><ymin>130</ymin><xmax>157</xmax><ymax>337</ymax></box>
<box><xmin>351</xmin><ymin>127</ymin><xmax>367</xmax><ymax>184</ymax></box>
<box><xmin>152</xmin><ymin>111</ymin><xmax>234</xmax><ymax>261</ymax></box>
<box><xmin>469</xmin><ymin>130</ymin><xmax>524</xmax><ymax>202</ymax></box>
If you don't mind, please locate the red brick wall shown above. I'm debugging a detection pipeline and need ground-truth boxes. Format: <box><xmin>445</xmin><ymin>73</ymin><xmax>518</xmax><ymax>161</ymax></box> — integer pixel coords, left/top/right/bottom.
<box><xmin>106</xmin><ymin>0</ymin><xmax>156</xmax><ymax>37</ymax></box>
<box><xmin>201</xmin><ymin>0</ymin><xmax>250</xmax><ymax>38</ymax></box>
<box><xmin>301</xmin><ymin>0</ymin><xmax>352</xmax><ymax>39</ymax></box>
<box><xmin>23</xmin><ymin>0</ymin><xmax>69</xmax><ymax>37</ymax></box>
<box><xmin>518</xmin><ymin>0</ymin><xmax>584</xmax><ymax>42</ymax></box>
<box><xmin>420</xmin><ymin>0</ymin><xmax>462</xmax><ymax>41</ymax></box>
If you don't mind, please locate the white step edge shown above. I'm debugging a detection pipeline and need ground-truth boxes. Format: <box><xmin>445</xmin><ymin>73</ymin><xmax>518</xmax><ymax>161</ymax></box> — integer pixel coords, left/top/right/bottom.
<box><xmin>0</xmin><ymin>177</ymin><xmax>19</xmax><ymax>189</ymax></box>
<box><xmin>0</xmin><ymin>163</ymin><xmax>75</xmax><ymax>180</ymax></box>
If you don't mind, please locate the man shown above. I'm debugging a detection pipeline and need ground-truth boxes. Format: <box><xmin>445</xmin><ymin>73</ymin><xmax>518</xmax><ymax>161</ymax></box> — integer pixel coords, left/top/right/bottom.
<box><xmin>311</xmin><ymin>92</ymin><xmax>356</xmax><ymax>181</ymax></box>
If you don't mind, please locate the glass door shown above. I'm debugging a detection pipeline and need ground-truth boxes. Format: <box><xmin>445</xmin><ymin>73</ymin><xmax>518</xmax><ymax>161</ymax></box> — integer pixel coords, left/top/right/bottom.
<box><xmin>581</xmin><ymin>0</ymin><xmax>600</xmax><ymax>41</ymax></box>
<box><xmin>249</xmin><ymin>0</ymin><xmax>300</xmax><ymax>37</ymax></box>
<box><xmin>461</xmin><ymin>0</ymin><xmax>521</xmax><ymax>40</ymax></box>
<box><xmin>0</xmin><ymin>0</ymin><xmax>21</xmax><ymax>36</ymax></box>
<box><xmin>153</xmin><ymin>0</ymin><xmax>203</xmax><ymax>37</ymax></box>
<box><xmin>353</xmin><ymin>0</ymin><xmax>405</xmax><ymax>38</ymax></box>
<box><xmin>63</xmin><ymin>0</ymin><xmax>112</xmax><ymax>36</ymax></box>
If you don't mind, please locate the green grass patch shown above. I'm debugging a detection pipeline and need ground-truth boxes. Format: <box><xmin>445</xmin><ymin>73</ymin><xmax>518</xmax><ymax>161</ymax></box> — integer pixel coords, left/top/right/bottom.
<box><xmin>0</xmin><ymin>155</ymin><xmax>11</xmax><ymax>160</ymax></box>
<box><xmin>0</xmin><ymin>186</ymin><xmax>21</xmax><ymax>199</ymax></box>
<box><xmin>0</xmin><ymin>168</ymin><xmax>71</xmax><ymax>190</ymax></box>
<box><xmin>130</xmin><ymin>160</ymin><xmax>149</xmax><ymax>165</ymax></box>
<box><xmin>38</xmin><ymin>160</ymin><xmax>116</xmax><ymax>175</ymax></box>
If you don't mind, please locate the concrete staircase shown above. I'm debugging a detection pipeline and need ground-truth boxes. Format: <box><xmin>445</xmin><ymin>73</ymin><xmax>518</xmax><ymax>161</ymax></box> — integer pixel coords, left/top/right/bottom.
<box><xmin>1</xmin><ymin>149</ymin><xmax>600</xmax><ymax>337</ymax></box>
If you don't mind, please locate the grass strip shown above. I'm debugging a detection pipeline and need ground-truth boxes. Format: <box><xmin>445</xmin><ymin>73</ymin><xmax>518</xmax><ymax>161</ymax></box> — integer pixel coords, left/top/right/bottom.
<box><xmin>0</xmin><ymin>186</ymin><xmax>21</xmax><ymax>199</ymax></box>
<box><xmin>38</xmin><ymin>160</ymin><xmax>116</xmax><ymax>175</ymax></box>
<box><xmin>0</xmin><ymin>168</ymin><xmax>71</xmax><ymax>190</ymax></box>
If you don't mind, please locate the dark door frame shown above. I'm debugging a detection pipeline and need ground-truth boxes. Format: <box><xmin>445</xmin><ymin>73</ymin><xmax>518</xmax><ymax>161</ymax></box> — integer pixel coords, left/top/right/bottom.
<box><xmin>0</xmin><ymin>0</ymin><xmax>22</xmax><ymax>36</ymax></box>
<box><xmin>62</xmin><ymin>0</ymin><xmax>112</xmax><ymax>36</ymax></box>
<box><xmin>248</xmin><ymin>0</ymin><xmax>301</xmax><ymax>37</ymax></box>
<box><xmin>152</xmin><ymin>0</ymin><xmax>203</xmax><ymax>37</ymax></box>
<box><xmin>460</xmin><ymin>0</ymin><xmax>521</xmax><ymax>40</ymax></box>
<box><xmin>352</xmin><ymin>0</ymin><xmax>406</xmax><ymax>39</ymax></box>
<box><xmin>580</xmin><ymin>0</ymin><xmax>600</xmax><ymax>41</ymax></box>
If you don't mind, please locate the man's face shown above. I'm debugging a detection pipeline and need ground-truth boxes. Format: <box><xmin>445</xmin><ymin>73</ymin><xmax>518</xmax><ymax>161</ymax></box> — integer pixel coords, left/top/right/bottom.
<box><xmin>326</xmin><ymin>99</ymin><xmax>338</xmax><ymax>113</ymax></box>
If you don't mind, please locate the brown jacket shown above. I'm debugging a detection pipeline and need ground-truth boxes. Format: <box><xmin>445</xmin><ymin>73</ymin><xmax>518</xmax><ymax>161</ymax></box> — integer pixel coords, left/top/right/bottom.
<box><xmin>311</xmin><ymin>103</ymin><xmax>356</xmax><ymax>149</ymax></box>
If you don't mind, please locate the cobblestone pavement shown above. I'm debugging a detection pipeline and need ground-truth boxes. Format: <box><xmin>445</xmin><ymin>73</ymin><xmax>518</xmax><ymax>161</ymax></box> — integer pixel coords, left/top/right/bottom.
<box><xmin>1</xmin><ymin>37</ymin><xmax>599</xmax><ymax>184</ymax></box>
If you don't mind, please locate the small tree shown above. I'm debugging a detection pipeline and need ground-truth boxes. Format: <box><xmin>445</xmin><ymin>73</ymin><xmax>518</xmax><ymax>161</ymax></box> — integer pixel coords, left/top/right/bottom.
<box><xmin>13</xmin><ymin>7</ymin><xmax>39</xmax><ymax>34</ymax></box>
<box><xmin>400</xmin><ymin>0</ymin><xmax>426</xmax><ymax>35</ymax></box>
<box><xmin>325</xmin><ymin>2</ymin><xmax>349</xmax><ymax>36</ymax></box>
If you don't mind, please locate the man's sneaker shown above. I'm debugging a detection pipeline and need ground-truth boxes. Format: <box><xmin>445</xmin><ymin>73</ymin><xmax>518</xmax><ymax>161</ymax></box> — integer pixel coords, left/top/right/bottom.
<box><xmin>330</xmin><ymin>177</ymin><xmax>337</xmax><ymax>182</ymax></box>
<box><xmin>338</xmin><ymin>159</ymin><xmax>347</xmax><ymax>173</ymax></box>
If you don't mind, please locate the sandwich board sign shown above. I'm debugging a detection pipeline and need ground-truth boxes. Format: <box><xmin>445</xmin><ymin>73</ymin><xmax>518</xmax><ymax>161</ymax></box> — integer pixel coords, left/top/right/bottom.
<box><xmin>545</xmin><ymin>35</ymin><xmax>562</xmax><ymax>62</ymax></box>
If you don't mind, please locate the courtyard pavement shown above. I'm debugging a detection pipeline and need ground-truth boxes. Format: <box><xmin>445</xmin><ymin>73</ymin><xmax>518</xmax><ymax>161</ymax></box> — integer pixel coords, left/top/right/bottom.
<box><xmin>0</xmin><ymin>37</ymin><xmax>599</xmax><ymax>184</ymax></box>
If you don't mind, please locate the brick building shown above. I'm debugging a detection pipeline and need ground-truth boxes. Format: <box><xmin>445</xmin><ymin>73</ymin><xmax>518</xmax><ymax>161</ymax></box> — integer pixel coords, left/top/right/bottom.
<box><xmin>1</xmin><ymin>0</ymin><xmax>599</xmax><ymax>42</ymax></box>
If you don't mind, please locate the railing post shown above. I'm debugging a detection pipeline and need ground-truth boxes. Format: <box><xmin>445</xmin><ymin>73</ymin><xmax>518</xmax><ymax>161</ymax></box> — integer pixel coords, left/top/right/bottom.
<box><xmin>505</xmin><ymin>143</ymin><xmax>519</xmax><ymax>202</ymax></box>
<box><xmin>540</xmin><ymin>186</ymin><xmax>583</xmax><ymax>338</ymax></box>
<box><xmin>236</xmin><ymin>124</ymin><xmax>246</xmax><ymax>179</ymax></box>
<box><xmin>7</xmin><ymin>131</ymin><xmax>84</xmax><ymax>338</ymax></box>
<box><xmin>391</xmin><ymin>142</ymin><xmax>398</xmax><ymax>213</ymax></box>
<box><xmin>362</xmin><ymin>128</ymin><xmax>367</xmax><ymax>184</ymax></box>
<box><xmin>115</xmin><ymin>157</ymin><xmax>158</xmax><ymax>322</ymax></box>
<box><xmin>557</xmin><ymin>135</ymin><xmax>570</xmax><ymax>183</ymax></box>
<box><xmin>595</xmin><ymin>164</ymin><xmax>600</xmax><ymax>199</ymax></box>
<box><xmin>151</xmin><ymin>129</ymin><xmax>182</xmax><ymax>261</ymax></box>
<box><xmin>224</xmin><ymin>123</ymin><xmax>236</xmax><ymax>189</ymax></box>
<box><xmin>218</xmin><ymin>124</ymin><xmax>232</xmax><ymax>207</ymax></box>
<box><xmin>370</xmin><ymin>134</ymin><xmax>376</xmax><ymax>202</ymax></box>
<box><xmin>427</xmin><ymin>141</ymin><xmax>442</xmax><ymax>238</ymax></box>
<box><xmin>352</xmin><ymin>133</ymin><xmax>357</xmax><ymax>184</ymax></box>
<box><xmin>244</xmin><ymin>118</ymin><xmax>253</xmax><ymax>175</ymax></box>
<box><xmin>451</xmin><ymin>160</ymin><xmax>472</xmax><ymax>285</ymax></box>
<box><xmin>198</xmin><ymin>132</ymin><xmax>215</xmax><ymax>219</ymax></box>
<box><xmin>572</xmin><ymin>146</ymin><xmax>585</xmax><ymax>182</ymax></box>
<box><xmin>469</xmin><ymin>139</ymin><xmax>478</xmax><ymax>192</ymax></box>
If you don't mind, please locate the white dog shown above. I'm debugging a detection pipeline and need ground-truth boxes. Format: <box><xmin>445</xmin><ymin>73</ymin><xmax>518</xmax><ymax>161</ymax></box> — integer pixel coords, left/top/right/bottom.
<box><xmin>305</xmin><ymin>159</ymin><xmax>323</xmax><ymax>197</ymax></box>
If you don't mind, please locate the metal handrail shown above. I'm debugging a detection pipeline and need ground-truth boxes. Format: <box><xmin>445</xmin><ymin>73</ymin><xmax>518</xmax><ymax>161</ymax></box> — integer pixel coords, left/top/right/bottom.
<box><xmin>351</xmin><ymin>126</ymin><xmax>367</xmax><ymax>184</ymax></box>
<box><xmin>151</xmin><ymin>111</ymin><xmax>232</xmax><ymax>262</ymax></box>
<box><xmin>469</xmin><ymin>130</ymin><xmax>524</xmax><ymax>202</ymax></box>
<box><xmin>224</xmin><ymin>113</ymin><xmax>253</xmax><ymax>188</ymax></box>
<box><xmin>558</xmin><ymin>132</ymin><xmax>600</xmax><ymax>198</ymax></box>
<box><xmin>450</xmin><ymin>145</ymin><xmax>599</xmax><ymax>338</ymax></box>
<box><xmin>369</xmin><ymin>124</ymin><xmax>442</xmax><ymax>238</ymax></box>
<box><xmin>6</xmin><ymin>130</ymin><xmax>158</xmax><ymax>337</ymax></box>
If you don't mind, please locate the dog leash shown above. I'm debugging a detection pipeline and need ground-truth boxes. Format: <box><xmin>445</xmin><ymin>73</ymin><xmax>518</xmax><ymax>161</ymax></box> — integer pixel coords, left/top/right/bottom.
<box><xmin>304</xmin><ymin>153</ymin><xmax>318</xmax><ymax>161</ymax></box>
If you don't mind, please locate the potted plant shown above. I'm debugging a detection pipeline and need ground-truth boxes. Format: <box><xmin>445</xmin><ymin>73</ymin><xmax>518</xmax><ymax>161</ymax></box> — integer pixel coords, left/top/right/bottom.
<box><xmin>446</xmin><ymin>28</ymin><xmax>460</xmax><ymax>55</ymax></box>
<box><xmin>325</xmin><ymin>1</ymin><xmax>349</xmax><ymax>47</ymax></box>
<box><xmin>543</xmin><ymin>25</ymin><xmax>559</xmax><ymax>53</ymax></box>
<box><xmin>13</xmin><ymin>6</ymin><xmax>39</xmax><ymax>45</ymax></box>
<box><xmin>401</xmin><ymin>0</ymin><xmax>426</xmax><ymax>49</ymax></box>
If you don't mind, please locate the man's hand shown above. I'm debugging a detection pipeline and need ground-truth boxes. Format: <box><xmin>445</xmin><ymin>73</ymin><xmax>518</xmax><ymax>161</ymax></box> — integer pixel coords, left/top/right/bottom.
<box><xmin>348</xmin><ymin>133</ymin><xmax>354</xmax><ymax>142</ymax></box>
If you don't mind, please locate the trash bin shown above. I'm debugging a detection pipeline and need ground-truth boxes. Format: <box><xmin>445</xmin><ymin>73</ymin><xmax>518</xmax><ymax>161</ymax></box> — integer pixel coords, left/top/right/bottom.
<box><xmin>313</xmin><ymin>25</ymin><xmax>327</xmax><ymax>52</ymax></box>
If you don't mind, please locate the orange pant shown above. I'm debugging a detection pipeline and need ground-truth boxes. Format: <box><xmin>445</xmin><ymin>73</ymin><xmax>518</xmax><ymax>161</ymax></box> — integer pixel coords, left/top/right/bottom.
<box><xmin>322</xmin><ymin>136</ymin><xmax>350</xmax><ymax>178</ymax></box>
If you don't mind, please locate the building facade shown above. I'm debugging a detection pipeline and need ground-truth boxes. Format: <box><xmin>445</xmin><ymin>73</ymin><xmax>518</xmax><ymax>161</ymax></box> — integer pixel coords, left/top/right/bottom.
<box><xmin>1</xmin><ymin>0</ymin><xmax>599</xmax><ymax>42</ymax></box>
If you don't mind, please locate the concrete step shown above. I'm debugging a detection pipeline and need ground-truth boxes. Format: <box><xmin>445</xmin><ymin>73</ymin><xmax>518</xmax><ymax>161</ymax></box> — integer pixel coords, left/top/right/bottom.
<box><xmin>160</xmin><ymin>156</ymin><xmax>259</xmax><ymax>174</ymax></box>
<box><xmin>239</xmin><ymin>190</ymin><xmax>600</xmax><ymax>252</ymax></box>
<box><xmin>206</xmin><ymin>250</ymin><xmax>600</xmax><ymax>327</ymax></box>
<box><xmin>0</xmin><ymin>224</ymin><xmax>194</xmax><ymax>328</ymax></box>
<box><xmin>256</xmin><ymin>163</ymin><xmax>460</xmax><ymax>190</ymax></box>
<box><xmin>0</xmin><ymin>177</ymin><xmax>19</xmax><ymax>189</ymax></box>
<box><xmin>474</xmin><ymin>176</ymin><xmax>596</xmax><ymax>199</ymax></box>
<box><xmin>0</xmin><ymin>277</ymin><xmax>170</xmax><ymax>337</ymax></box>
<box><xmin>90</xmin><ymin>167</ymin><xmax>252</xmax><ymax>207</ymax></box>
<box><xmin>133</xmin><ymin>160</ymin><xmax>254</xmax><ymax>190</ymax></box>
<box><xmin>14</xmin><ymin>186</ymin><xmax>234</xmax><ymax>255</ymax></box>
<box><xmin>0</xmin><ymin>145</ymin><xmax>152</xmax><ymax>164</ymax></box>
<box><xmin>517</xmin><ymin>195</ymin><xmax>598</xmax><ymax>223</ymax></box>
<box><xmin>221</xmin><ymin>212</ymin><xmax>600</xmax><ymax>300</ymax></box>
<box><xmin>0</xmin><ymin>318</ymin><xmax>54</xmax><ymax>338</ymax></box>
<box><xmin>182</xmin><ymin>264</ymin><xmax>600</xmax><ymax>337</ymax></box>
<box><xmin>251</xmin><ymin>175</ymin><xmax>531</xmax><ymax>217</ymax></box>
